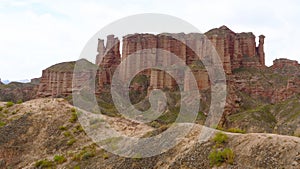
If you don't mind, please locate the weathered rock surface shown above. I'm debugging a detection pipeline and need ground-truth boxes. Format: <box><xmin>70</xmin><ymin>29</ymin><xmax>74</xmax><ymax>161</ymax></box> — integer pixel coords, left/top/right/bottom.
<box><xmin>37</xmin><ymin>59</ymin><xmax>97</xmax><ymax>98</ymax></box>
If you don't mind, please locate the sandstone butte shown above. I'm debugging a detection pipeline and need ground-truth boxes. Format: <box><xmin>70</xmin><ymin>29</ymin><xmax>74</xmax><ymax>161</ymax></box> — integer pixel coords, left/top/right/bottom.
<box><xmin>32</xmin><ymin>25</ymin><xmax>299</xmax><ymax>103</ymax></box>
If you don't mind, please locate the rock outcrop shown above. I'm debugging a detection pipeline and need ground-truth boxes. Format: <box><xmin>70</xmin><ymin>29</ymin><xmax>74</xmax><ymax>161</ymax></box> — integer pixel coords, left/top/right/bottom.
<box><xmin>31</xmin><ymin>26</ymin><xmax>300</xmax><ymax>119</ymax></box>
<box><xmin>37</xmin><ymin>59</ymin><xmax>97</xmax><ymax>97</ymax></box>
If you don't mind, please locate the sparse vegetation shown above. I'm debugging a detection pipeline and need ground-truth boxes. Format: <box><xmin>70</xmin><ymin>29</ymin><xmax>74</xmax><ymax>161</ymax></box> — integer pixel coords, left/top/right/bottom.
<box><xmin>63</xmin><ymin>131</ymin><xmax>71</xmax><ymax>137</ymax></box>
<box><xmin>227</xmin><ymin>128</ymin><xmax>246</xmax><ymax>134</ymax></box>
<box><xmin>213</xmin><ymin>132</ymin><xmax>228</xmax><ymax>145</ymax></box>
<box><xmin>73</xmin><ymin>124</ymin><xmax>84</xmax><ymax>134</ymax></box>
<box><xmin>72</xmin><ymin>145</ymin><xmax>96</xmax><ymax>161</ymax></box>
<box><xmin>69</xmin><ymin>111</ymin><xmax>78</xmax><ymax>123</ymax></box>
<box><xmin>59</xmin><ymin>126</ymin><xmax>67</xmax><ymax>130</ymax></box>
<box><xmin>53</xmin><ymin>155</ymin><xmax>67</xmax><ymax>164</ymax></box>
<box><xmin>6</xmin><ymin>101</ymin><xmax>14</xmax><ymax>107</ymax></box>
<box><xmin>34</xmin><ymin>159</ymin><xmax>54</xmax><ymax>168</ymax></box>
<box><xmin>67</xmin><ymin>138</ymin><xmax>76</xmax><ymax>146</ymax></box>
<box><xmin>0</xmin><ymin>106</ymin><xmax>3</xmax><ymax>111</ymax></box>
<box><xmin>0</xmin><ymin>121</ymin><xmax>6</xmax><ymax>127</ymax></box>
<box><xmin>17</xmin><ymin>100</ymin><xmax>23</xmax><ymax>104</ymax></box>
<box><xmin>209</xmin><ymin>148</ymin><xmax>235</xmax><ymax>166</ymax></box>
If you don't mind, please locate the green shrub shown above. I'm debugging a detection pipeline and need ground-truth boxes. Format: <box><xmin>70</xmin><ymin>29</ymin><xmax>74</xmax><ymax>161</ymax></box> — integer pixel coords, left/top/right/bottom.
<box><xmin>72</xmin><ymin>145</ymin><xmax>96</xmax><ymax>161</ymax></box>
<box><xmin>17</xmin><ymin>100</ymin><xmax>23</xmax><ymax>104</ymax></box>
<box><xmin>34</xmin><ymin>159</ymin><xmax>54</xmax><ymax>168</ymax></box>
<box><xmin>102</xmin><ymin>153</ymin><xmax>109</xmax><ymax>159</ymax></box>
<box><xmin>208</xmin><ymin>150</ymin><xmax>224</xmax><ymax>166</ymax></box>
<box><xmin>6</xmin><ymin>102</ymin><xmax>14</xmax><ymax>108</ymax></box>
<box><xmin>63</xmin><ymin>131</ymin><xmax>71</xmax><ymax>137</ymax></box>
<box><xmin>59</xmin><ymin>126</ymin><xmax>67</xmax><ymax>130</ymax></box>
<box><xmin>69</xmin><ymin>111</ymin><xmax>78</xmax><ymax>123</ymax></box>
<box><xmin>81</xmin><ymin>151</ymin><xmax>95</xmax><ymax>160</ymax></box>
<box><xmin>0</xmin><ymin>121</ymin><xmax>6</xmax><ymax>127</ymax></box>
<box><xmin>74</xmin><ymin>166</ymin><xmax>81</xmax><ymax>169</ymax></box>
<box><xmin>213</xmin><ymin>132</ymin><xmax>228</xmax><ymax>144</ymax></box>
<box><xmin>209</xmin><ymin>148</ymin><xmax>234</xmax><ymax>166</ymax></box>
<box><xmin>67</xmin><ymin>138</ymin><xmax>76</xmax><ymax>146</ymax></box>
<box><xmin>222</xmin><ymin>148</ymin><xmax>234</xmax><ymax>164</ymax></box>
<box><xmin>73</xmin><ymin>125</ymin><xmax>84</xmax><ymax>133</ymax></box>
<box><xmin>227</xmin><ymin>128</ymin><xmax>246</xmax><ymax>134</ymax></box>
<box><xmin>0</xmin><ymin>106</ymin><xmax>3</xmax><ymax>111</ymax></box>
<box><xmin>53</xmin><ymin>155</ymin><xmax>67</xmax><ymax>164</ymax></box>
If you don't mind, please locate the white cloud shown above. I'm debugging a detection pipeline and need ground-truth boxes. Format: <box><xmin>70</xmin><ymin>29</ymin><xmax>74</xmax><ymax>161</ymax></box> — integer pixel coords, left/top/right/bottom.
<box><xmin>0</xmin><ymin>0</ymin><xmax>300</xmax><ymax>80</ymax></box>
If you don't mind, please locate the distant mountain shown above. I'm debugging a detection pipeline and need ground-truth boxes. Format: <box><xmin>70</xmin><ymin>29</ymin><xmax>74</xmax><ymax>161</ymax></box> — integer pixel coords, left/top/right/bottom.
<box><xmin>1</xmin><ymin>79</ymin><xmax>30</xmax><ymax>84</ymax></box>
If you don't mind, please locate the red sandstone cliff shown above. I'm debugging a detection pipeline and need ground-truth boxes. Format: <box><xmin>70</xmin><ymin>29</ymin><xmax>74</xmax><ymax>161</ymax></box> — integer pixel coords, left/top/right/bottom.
<box><xmin>35</xmin><ymin>26</ymin><xmax>300</xmax><ymax>109</ymax></box>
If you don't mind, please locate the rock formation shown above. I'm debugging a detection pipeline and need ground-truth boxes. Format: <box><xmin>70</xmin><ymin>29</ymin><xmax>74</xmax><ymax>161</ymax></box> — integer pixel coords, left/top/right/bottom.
<box><xmin>10</xmin><ymin>26</ymin><xmax>298</xmax><ymax>119</ymax></box>
<box><xmin>37</xmin><ymin>59</ymin><xmax>97</xmax><ymax>97</ymax></box>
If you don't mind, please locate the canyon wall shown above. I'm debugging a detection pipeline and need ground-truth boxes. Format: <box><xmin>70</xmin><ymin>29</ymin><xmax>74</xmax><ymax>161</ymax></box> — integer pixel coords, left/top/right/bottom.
<box><xmin>35</xmin><ymin>26</ymin><xmax>300</xmax><ymax>107</ymax></box>
<box><xmin>95</xmin><ymin>25</ymin><xmax>265</xmax><ymax>91</ymax></box>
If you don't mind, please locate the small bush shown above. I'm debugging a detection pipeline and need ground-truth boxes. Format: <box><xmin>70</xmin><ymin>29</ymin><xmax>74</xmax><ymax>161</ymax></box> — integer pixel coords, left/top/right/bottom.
<box><xmin>6</xmin><ymin>102</ymin><xmax>14</xmax><ymax>108</ymax></box>
<box><xmin>53</xmin><ymin>155</ymin><xmax>67</xmax><ymax>164</ymax></box>
<box><xmin>0</xmin><ymin>106</ymin><xmax>3</xmax><ymax>111</ymax></box>
<box><xmin>17</xmin><ymin>100</ymin><xmax>23</xmax><ymax>104</ymax></box>
<box><xmin>227</xmin><ymin>128</ymin><xmax>246</xmax><ymax>134</ymax></box>
<box><xmin>222</xmin><ymin>148</ymin><xmax>234</xmax><ymax>164</ymax></box>
<box><xmin>74</xmin><ymin>166</ymin><xmax>81</xmax><ymax>169</ymax></box>
<box><xmin>69</xmin><ymin>111</ymin><xmax>78</xmax><ymax>123</ymax></box>
<box><xmin>0</xmin><ymin>121</ymin><xmax>6</xmax><ymax>127</ymax></box>
<box><xmin>73</xmin><ymin>125</ymin><xmax>84</xmax><ymax>133</ymax></box>
<box><xmin>67</xmin><ymin>138</ymin><xmax>76</xmax><ymax>146</ymax></box>
<box><xmin>213</xmin><ymin>132</ymin><xmax>228</xmax><ymax>144</ymax></box>
<box><xmin>72</xmin><ymin>145</ymin><xmax>96</xmax><ymax>161</ymax></box>
<box><xmin>81</xmin><ymin>151</ymin><xmax>95</xmax><ymax>160</ymax></box>
<box><xmin>63</xmin><ymin>131</ymin><xmax>71</xmax><ymax>137</ymax></box>
<box><xmin>71</xmin><ymin>107</ymin><xmax>76</xmax><ymax>112</ymax></box>
<box><xmin>35</xmin><ymin>159</ymin><xmax>54</xmax><ymax>168</ymax></box>
<box><xmin>209</xmin><ymin>148</ymin><xmax>234</xmax><ymax>166</ymax></box>
<box><xmin>59</xmin><ymin>126</ymin><xmax>67</xmax><ymax>130</ymax></box>
<box><xmin>102</xmin><ymin>153</ymin><xmax>109</xmax><ymax>159</ymax></box>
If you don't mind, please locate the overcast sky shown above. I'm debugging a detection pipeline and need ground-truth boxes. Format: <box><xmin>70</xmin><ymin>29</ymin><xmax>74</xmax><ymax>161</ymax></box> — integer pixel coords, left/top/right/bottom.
<box><xmin>0</xmin><ymin>0</ymin><xmax>299</xmax><ymax>81</ymax></box>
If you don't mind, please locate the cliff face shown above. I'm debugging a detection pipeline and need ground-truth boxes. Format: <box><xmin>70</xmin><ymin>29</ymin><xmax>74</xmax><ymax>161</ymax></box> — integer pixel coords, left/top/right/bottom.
<box><xmin>37</xmin><ymin>59</ymin><xmax>97</xmax><ymax>98</ymax></box>
<box><xmin>95</xmin><ymin>26</ymin><xmax>265</xmax><ymax>92</ymax></box>
<box><xmin>205</xmin><ymin>26</ymin><xmax>265</xmax><ymax>73</ymax></box>
<box><xmin>34</xmin><ymin>26</ymin><xmax>300</xmax><ymax>112</ymax></box>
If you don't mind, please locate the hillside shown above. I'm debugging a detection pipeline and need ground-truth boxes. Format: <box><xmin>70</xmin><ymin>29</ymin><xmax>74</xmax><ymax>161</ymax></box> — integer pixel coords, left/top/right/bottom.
<box><xmin>0</xmin><ymin>98</ymin><xmax>299</xmax><ymax>168</ymax></box>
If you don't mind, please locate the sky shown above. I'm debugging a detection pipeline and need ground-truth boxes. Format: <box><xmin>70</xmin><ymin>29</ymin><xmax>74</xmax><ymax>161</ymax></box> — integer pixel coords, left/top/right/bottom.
<box><xmin>0</xmin><ymin>0</ymin><xmax>300</xmax><ymax>81</ymax></box>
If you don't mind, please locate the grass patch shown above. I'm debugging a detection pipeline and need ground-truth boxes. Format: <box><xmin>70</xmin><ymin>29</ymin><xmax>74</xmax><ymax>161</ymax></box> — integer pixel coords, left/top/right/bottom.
<box><xmin>63</xmin><ymin>131</ymin><xmax>71</xmax><ymax>137</ymax></box>
<box><xmin>72</xmin><ymin>145</ymin><xmax>96</xmax><ymax>161</ymax></box>
<box><xmin>213</xmin><ymin>132</ymin><xmax>228</xmax><ymax>145</ymax></box>
<box><xmin>6</xmin><ymin>101</ymin><xmax>14</xmax><ymax>108</ymax></box>
<box><xmin>209</xmin><ymin>148</ymin><xmax>234</xmax><ymax>167</ymax></box>
<box><xmin>59</xmin><ymin>126</ymin><xmax>67</xmax><ymax>130</ymax></box>
<box><xmin>227</xmin><ymin>128</ymin><xmax>246</xmax><ymax>134</ymax></box>
<box><xmin>34</xmin><ymin>159</ymin><xmax>54</xmax><ymax>168</ymax></box>
<box><xmin>69</xmin><ymin>111</ymin><xmax>78</xmax><ymax>123</ymax></box>
<box><xmin>67</xmin><ymin>138</ymin><xmax>76</xmax><ymax>146</ymax></box>
<box><xmin>16</xmin><ymin>100</ymin><xmax>23</xmax><ymax>104</ymax></box>
<box><xmin>0</xmin><ymin>121</ymin><xmax>6</xmax><ymax>127</ymax></box>
<box><xmin>53</xmin><ymin>155</ymin><xmax>67</xmax><ymax>164</ymax></box>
